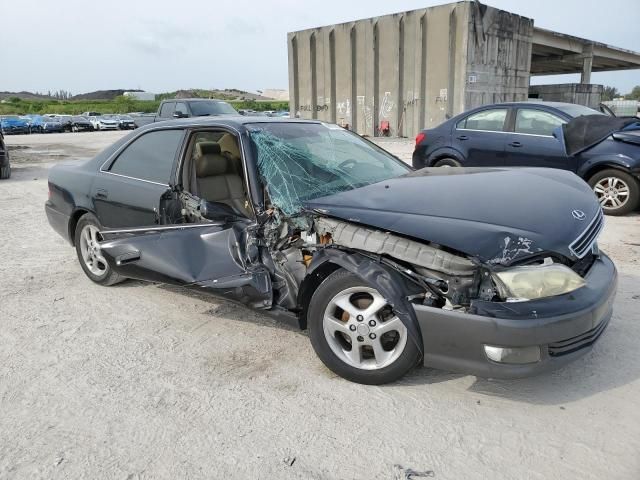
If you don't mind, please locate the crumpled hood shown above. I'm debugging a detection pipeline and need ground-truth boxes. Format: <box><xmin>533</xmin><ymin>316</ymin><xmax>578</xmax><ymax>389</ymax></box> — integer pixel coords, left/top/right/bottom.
<box><xmin>305</xmin><ymin>167</ymin><xmax>601</xmax><ymax>264</ymax></box>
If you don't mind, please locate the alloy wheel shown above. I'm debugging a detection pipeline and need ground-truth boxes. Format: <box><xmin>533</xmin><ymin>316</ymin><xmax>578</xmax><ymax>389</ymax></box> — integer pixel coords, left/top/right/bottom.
<box><xmin>322</xmin><ymin>286</ymin><xmax>408</xmax><ymax>370</ymax></box>
<box><xmin>593</xmin><ymin>176</ymin><xmax>630</xmax><ymax>210</ymax></box>
<box><xmin>79</xmin><ymin>224</ymin><xmax>108</xmax><ymax>277</ymax></box>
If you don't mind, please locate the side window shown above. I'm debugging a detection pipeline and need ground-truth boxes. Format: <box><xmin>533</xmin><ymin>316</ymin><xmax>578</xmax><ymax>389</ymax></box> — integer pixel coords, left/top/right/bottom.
<box><xmin>515</xmin><ymin>109</ymin><xmax>565</xmax><ymax>136</ymax></box>
<box><xmin>457</xmin><ymin>109</ymin><xmax>508</xmax><ymax>132</ymax></box>
<box><xmin>159</xmin><ymin>102</ymin><xmax>174</xmax><ymax>118</ymax></box>
<box><xmin>174</xmin><ymin>102</ymin><xmax>188</xmax><ymax>117</ymax></box>
<box><xmin>109</xmin><ymin>130</ymin><xmax>184</xmax><ymax>184</ymax></box>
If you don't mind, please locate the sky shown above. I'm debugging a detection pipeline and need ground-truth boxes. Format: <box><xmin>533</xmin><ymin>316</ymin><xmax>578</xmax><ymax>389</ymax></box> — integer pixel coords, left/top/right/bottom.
<box><xmin>1</xmin><ymin>0</ymin><xmax>639</xmax><ymax>95</ymax></box>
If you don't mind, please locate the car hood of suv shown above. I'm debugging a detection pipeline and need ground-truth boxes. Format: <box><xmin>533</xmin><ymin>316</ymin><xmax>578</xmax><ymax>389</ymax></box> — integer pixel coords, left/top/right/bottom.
<box><xmin>304</xmin><ymin>167</ymin><xmax>601</xmax><ymax>265</ymax></box>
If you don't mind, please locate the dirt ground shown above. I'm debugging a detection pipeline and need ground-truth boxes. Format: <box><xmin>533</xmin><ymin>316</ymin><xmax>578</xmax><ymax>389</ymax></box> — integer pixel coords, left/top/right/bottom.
<box><xmin>1</xmin><ymin>131</ymin><xmax>639</xmax><ymax>479</ymax></box>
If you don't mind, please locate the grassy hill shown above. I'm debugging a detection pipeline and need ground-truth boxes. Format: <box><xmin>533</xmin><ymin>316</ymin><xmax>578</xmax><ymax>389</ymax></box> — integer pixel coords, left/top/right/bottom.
<box><xmin>0</xmin><ymin>96</ymin><xmax>288</xmax><ymax>115</ymax></box>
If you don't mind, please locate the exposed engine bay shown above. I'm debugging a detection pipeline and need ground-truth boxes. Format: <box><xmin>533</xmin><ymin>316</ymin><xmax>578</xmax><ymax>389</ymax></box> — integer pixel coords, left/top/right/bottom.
<box><xmin>176</xmin><ymin>187</ymin><xmax>491</xmax><ymax>316</ymax></box>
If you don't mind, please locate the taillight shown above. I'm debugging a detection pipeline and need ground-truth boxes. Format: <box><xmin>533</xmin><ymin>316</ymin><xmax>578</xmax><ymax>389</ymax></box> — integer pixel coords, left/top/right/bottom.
<box><xmin>415</xmin><ymin>132</ymin><xmax>426</xmax><ymax>146</ymax></box>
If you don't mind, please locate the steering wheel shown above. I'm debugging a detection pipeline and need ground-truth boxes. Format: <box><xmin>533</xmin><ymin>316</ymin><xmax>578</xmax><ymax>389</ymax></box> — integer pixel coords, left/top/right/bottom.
<box><xmin>337</xmin><ymin>159</ymin><xmax>358</xmax><ymax>170</ymax></box>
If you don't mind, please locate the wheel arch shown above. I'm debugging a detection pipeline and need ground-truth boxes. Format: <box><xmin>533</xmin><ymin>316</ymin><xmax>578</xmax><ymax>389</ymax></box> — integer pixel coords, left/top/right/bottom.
<box><xmin>297</xmin><ymin>261</ymin><xmax>342</xmax><ymax>330</ymax></box>
<box><xmin>68</xmin><ymin>208</ymin><xmax>92</xmax><ymax>247</ymax></box>
<box><xmin>579</xmin><ymin>157</ymin><xmax>636</xmax><ymax>182</ymax></box>
<box><xmin>427</xmin><ymin>147</ymin><xmax>464</xmax><ymax>167</ymax></box>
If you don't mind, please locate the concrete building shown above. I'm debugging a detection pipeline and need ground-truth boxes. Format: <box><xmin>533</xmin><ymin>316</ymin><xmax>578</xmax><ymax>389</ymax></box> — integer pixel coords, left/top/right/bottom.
<box><xmin>287</xmin><ymin>1</ymin><xmax>640</xmax><ymax>138</ymax></box>
<box><xmin>528</xmin><ymin>84</ymin><xmax>603</xmax><ymax>109</ymax></box>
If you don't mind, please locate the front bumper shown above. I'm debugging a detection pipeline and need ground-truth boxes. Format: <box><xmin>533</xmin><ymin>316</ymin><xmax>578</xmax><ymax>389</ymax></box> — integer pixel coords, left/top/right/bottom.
<box><xmin>99</xmin><ymin>124</ymin><xmax>119</xmax><ymax>130</ymax></box>
<box><xmin>414</xmin><ymin>253</ymin><xmax>617</xmax><ymax>379</ymax></box>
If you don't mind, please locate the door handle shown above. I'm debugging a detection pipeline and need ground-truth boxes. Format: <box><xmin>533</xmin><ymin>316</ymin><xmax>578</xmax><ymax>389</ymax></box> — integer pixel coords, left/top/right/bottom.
<box><xmin>509</xmin><ymin>141</ymin><xmax>523</xmax><ymax>148</ymax></box>
<box><xmin>96</xmin><ymin>188</ymin><xmax>109</xmax><ymax>199</ymax></box>
<box><xmin>456</xmin><ymin>135</ymin><xmax>468</xmax><ymax>141</ymax></box>
<box><xmin>115</xmin><ymin>250</ymin><xmax>141</xmax><ymax>266</ymax></box>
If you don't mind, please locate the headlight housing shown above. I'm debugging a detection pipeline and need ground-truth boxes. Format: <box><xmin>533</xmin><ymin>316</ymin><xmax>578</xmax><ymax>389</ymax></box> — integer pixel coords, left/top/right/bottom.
<box><xmin>493</xmin><ymin>260</ymin><xmax>585</xmax><ymax>301</ymax></box>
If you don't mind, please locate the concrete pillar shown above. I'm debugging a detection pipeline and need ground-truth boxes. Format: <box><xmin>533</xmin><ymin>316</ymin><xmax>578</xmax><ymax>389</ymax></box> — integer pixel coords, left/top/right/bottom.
<box><xmin>581</xmin><ymin>43</ymin><xmax>594</xmax><ymax>84</ymax></box>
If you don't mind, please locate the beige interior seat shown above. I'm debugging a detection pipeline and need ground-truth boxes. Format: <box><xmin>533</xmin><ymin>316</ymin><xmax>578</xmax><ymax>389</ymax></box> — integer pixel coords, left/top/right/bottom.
<box><xmin>218</xmin><ymin>133</ymin><xmax>241</xmax><ymax>160</ymax></box>
<box><xmin>194</xmin><ymin>142</ymin><xmax>250</xmax><ymax>217</ymax></box>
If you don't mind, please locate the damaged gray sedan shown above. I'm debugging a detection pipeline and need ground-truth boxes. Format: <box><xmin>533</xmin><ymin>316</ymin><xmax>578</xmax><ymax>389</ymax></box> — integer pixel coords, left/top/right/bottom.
<box><xmin>45</xmin><ymin>117</ymin><xmax>617</xmax><ymax>384</ymax></box>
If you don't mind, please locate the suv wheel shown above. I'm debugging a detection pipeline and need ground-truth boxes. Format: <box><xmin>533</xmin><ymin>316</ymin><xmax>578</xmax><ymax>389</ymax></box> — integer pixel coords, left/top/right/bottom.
<box><xmin>588</xmin><ymin>169</ymin><xmax>639</xmax><ymax>216</ymax></box>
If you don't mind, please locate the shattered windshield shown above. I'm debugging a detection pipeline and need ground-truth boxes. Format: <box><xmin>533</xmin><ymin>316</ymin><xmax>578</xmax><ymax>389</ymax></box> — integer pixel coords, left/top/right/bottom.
<box><xmin>248</xmin><ymin>123</ymin><xmax>410</xmax><ymax>215</ymax></box>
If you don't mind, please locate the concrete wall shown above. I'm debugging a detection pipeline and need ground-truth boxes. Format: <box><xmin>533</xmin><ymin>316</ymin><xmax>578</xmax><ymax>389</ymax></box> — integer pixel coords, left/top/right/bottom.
<box><xmin>465</xmin><ymin>3</ymin><xmax>533</xmax><ymax>109</ymax></box>
<box><xmin>287</xmin><ymin>1</ymin><xmax>534</xmax><ymax>138</ymax></box>
<box><xmin>528</xmin><ymin>83</ymin><xmax>603</xmax><ymax>108</ymax></box>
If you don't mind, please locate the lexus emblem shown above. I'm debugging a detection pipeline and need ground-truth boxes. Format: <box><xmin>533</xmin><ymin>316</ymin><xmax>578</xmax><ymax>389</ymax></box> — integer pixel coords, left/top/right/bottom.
<box><xmin>572</xmin><ymin>209</ymin><xmax>586</xmax><ymax>220</ymax></box>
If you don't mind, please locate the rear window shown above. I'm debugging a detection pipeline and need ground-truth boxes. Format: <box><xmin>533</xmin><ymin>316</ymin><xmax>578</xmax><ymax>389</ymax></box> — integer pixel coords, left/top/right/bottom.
<box><xmin>190</xmin><ymin>101</ymin><xmax>238</xmax><ymax>116</ymax></box>
<box><xmin>457</xmin><ymin>109</ymin><xmax>508</xmax><ymax>132</ymax></box>
<box><xmin>159</xmin><ymin>102</ymin><xmax>174</xmax><ymax>118</ymax></box>
<box><xmin>556</xmin><ymin>104</ymin><xmax>604</xmax><ymax>118</ymax></box>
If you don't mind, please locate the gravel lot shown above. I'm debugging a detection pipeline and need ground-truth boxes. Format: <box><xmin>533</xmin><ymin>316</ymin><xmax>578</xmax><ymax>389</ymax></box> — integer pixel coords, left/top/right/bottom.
<box><xmin>1</xmin><ymin>131</ymin><xmax>639</xmax><ymax>479</ymax></box>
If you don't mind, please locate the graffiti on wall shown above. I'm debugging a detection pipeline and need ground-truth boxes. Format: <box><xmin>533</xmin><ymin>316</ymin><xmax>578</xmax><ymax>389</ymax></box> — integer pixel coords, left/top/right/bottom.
<box><xmin>299</xmin><ymin>104</ymin><xmax>329</xmax><ymax>112</ymax></box>
<box><xmin>379</xmin><ymin>91</ymin><xmax>395</xmax><ymax>121</ymax></box>
<box><xmin>337</xmin><ymin>99</ymin><xmax>351</xmax><ymax>117</ymax></box>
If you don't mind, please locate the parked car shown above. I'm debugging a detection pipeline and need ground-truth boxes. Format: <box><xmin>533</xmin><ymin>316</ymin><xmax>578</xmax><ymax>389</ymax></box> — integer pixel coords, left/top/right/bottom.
<box><xmin>25</xmin><ymin>115</ymin><xmax>45</xmax><ymax>133</ymax></box>
<box><xmin>105</xmin><ymin>114</ymin><xmax>135</xmax><ymax>130</ymax></box>
<box><xmin>41</xmin><ymin>117</ymin><xmax>64</xmax><ymax>133</ymax></box>
<box><xmin>0</xmin><ymin>131</ymin><xmax>10</xmax><ymax>179</ymax></box>
<box><xmin>89</xmin><ymin>115</ymin><xmax>119</xmax><ymax>131</ymax></box>
<box><xmin>413</xmin><ymin>101</ymin><xmax>640</xmax><ymax>215</ymax></box>
<box><xmin>133</xmin><ymin>99</ymin><xmax>238</xmax><ymax>128</ymax></box>
<box><xmin>20</xmin><ymin>116</ymin><xmax>34</xmax><ymax>132</ymax></box>
<box><xmin>55</xmin><ymin>115</ymin><xmax>74</xmax><ymax>132</ymax></box>
<box><xmin>82</xmin><ymin>111</ymin><xmax>102</xmax><ymax>117</ymax></box>
<box><xmin>45</xmin><ymin>117</ymin><xmax>615</xmax><ymax>384</ymax></box>
<box><xmin>0</xmin><ymin>115</ymin><xmax>30</xmax><ymax>135</ymax></box>
<box><xmin>70</xmin><ymin>116</ymin><xmax>93</xmax><ymax>132</ymax></box>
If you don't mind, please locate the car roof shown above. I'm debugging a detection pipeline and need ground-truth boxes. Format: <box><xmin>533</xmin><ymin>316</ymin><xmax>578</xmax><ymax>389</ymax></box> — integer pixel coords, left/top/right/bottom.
<box><xmin>145</xmin><ymin>115</ymin><xmax>320</xmax><ymax>131</ymax></box>
<box><xmin>163</xmin><ymin>98</ymin><xmax>231</xmax><ymax>103</ymax></box>
<box><xmin>481</xmin><ymin>100</ymin><xmax>582</xmax><ymax>109</ymax></box>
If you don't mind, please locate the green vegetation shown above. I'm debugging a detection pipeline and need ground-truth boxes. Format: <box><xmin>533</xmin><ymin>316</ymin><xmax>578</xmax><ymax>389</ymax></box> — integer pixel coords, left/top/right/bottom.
<box><xmin>625</xmin><ymin>85</ymin><xmax>640</xmax><ymax>100</ymax></box>
<box><xmin>0</xmin><ymin>96</ymin><xmax>289</xmax><ymax>115</ymax></box>
<box><xmin>602</xmin><ymin>86</ymin><xmax>620</xmax><ymax>101</ymax></box>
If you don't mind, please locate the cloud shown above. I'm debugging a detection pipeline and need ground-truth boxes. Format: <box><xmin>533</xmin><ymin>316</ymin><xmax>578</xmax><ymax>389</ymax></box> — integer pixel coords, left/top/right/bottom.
<box><xmin>126</xmin><ymin>21</ymin><xmax>204</xmax><ymax>56</ymax></box>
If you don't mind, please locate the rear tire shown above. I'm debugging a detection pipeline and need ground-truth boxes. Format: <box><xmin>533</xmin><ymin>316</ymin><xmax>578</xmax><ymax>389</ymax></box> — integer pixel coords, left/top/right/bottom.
<box><xmin>0</xmin><ymin>164</ymin><xmax>10</xmax><ymax>179</ymax></box>
<box><xmin>74</xmin><ymin>213</ymin><xmax>124</xmax><ymax>286</ymax></box>
<box><xmin>308</xmin><ymin>269</ymin><xmax>420</xmax><ymax>385</ymax></box>
<box><xmin>588</xmin><ymin>169</ymin><xmax>639</xmax><ymax>216</ymax></box>
<box><xmin>434</xmin><ymin>157</ymin><xmax>462</xmax><ymax>167</ymax></box>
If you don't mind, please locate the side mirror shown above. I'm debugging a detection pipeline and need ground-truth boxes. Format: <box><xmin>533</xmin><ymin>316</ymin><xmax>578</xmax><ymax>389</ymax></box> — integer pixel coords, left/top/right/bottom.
<box><xmin>198</xmin><ymin>199</ymin><xmax>240</xmax><ymax>221</ymax></box>
<box><xmin>173</xmin><ymin>111</ymin><xmax>187</xmax><ymax>118</ymax></box>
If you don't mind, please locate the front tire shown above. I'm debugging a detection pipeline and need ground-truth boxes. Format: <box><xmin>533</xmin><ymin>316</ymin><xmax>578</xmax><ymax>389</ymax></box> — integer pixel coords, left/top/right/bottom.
<box><xmin>588</xmin><ymin>169</ymin><xmax>639</xmax><ymax>216</ymax></box>
<box><xmin>74</xmin><ymin>213</ymin><xmax>124</xmax><ymax>286</ymax></box>
<box><xmin>434</xmin><ymin>157</ymin><xmax>462</xmax><ymax>167</ymax></box>
<box><xmin>308</xmin><ymin>269</ymin><xmax>420</xmax><ymax>385</ymax></box>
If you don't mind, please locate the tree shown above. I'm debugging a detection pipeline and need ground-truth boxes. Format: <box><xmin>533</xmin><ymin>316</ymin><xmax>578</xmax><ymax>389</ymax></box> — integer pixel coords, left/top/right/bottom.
<box><xmin>625</xmin><ymin>85</ymin><xmax>640</xmax><ymax>100</ymax></box>
<box><xmin>601</xmin><ymin>86</ymin><xmax>619</xmax><ymax>101</ymax></box>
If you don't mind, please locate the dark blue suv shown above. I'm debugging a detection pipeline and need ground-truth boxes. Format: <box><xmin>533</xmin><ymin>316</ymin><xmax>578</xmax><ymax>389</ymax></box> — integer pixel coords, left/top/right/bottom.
<box><xmin>412</xmin><ymin>101</ymin><xmax>640</xmax><ymax>215</ymax></box>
